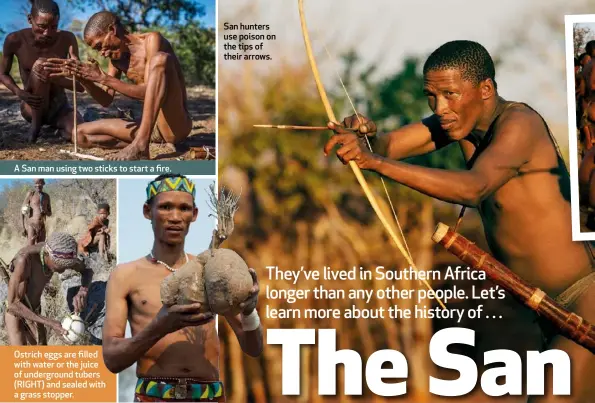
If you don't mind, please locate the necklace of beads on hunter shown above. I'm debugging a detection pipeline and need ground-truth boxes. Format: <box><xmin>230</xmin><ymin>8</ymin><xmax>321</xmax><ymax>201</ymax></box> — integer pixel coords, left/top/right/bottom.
<box><xmin>149</xmin><ymin>252</ymin><xmax>188</xmax><ymax>272</ymax></box>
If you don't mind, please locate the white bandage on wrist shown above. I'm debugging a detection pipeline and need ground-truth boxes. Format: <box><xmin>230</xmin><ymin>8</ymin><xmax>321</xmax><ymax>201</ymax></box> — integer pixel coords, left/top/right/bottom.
<box><xmin>241</xmin><ymin>310</ymin><xmax>260</xmax><ymax>332</ymax></box>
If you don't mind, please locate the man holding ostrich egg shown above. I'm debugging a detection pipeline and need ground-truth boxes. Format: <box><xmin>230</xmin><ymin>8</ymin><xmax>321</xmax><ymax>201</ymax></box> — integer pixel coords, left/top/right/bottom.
<box><xmin>102</xmin><ymin>174</ymin><xmax>263</xmax><ymax>402</ymax></box>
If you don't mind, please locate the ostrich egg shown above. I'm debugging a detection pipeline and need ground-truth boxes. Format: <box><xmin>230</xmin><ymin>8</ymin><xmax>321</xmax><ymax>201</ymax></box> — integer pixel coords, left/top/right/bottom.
<box><xmin>61</xmin><ymin>314</ymin><xmax>85</xmax><ymax>343</ymax></box>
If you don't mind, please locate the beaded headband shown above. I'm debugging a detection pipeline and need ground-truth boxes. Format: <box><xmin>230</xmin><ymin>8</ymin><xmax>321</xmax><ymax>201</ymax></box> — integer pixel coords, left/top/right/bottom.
<box><xmin>44</xmin><ymin>244</ymin><xmax>77</xmax><ymax>260</ymax></box>
<box><xmin>146</xmin><ymin>177</ymin><xmax>196</xmax><ymax>201</ymax></box>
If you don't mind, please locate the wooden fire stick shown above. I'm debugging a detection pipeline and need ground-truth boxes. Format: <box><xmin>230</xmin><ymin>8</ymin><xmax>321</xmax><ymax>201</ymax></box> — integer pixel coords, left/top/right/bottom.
<box><xmin>59</xmin><ymin>150</ymin><xmax>104</xmax><ymax>161</ymax></box>
<box><xmin>66</xmin><ymin>77</ymin><xmax>103</xmax><ymax>160</ymax></box>
<box><xmin>432</xmin><ymin>222</ymin><xmax>595</xmax><ymax>355</ymax></box>
<box><xmin>73</xmin><ymin>75</ymin><xmax>78</xmax><ymax>154</ymax></box>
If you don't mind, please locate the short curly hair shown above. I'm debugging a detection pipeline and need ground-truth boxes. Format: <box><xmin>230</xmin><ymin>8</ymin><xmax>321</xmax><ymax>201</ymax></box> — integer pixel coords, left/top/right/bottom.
<box><xmin>84</xmin><ymin>11</ymin><xmax>119</xmax><ymax>41</ymax></box>
<box><xmin>31</xmin><ymin>0</ymin><xmax>60</xmax><ymax>17</ymax></box>
<box><xmin>423</xmin><ymin>40</ymin><xmax>497</xmax><ymax>88</ymax></box>
<box><xmin>97</xmin><ymin>203</ymin><xmax>110</xmax><ymax>214</ymax></box>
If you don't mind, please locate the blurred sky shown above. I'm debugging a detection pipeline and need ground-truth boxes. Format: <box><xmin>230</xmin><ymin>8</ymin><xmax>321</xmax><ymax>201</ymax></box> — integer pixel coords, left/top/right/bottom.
<box><xmin>576</xmin><ymin>22</ymin><xmax>595</xmax><ymax>35</ymax></box>
<box><xmin>219</xmin><ymin>0</ymin><xmax>595</xmax><ymax>145</ymax></box>
<box><xmin>117</xmin><ymin>177</ymin><xmax>216</xmax><ymax>263</ymax></box>
<box><xmin>0</xmin><ymin>0</ymin><xmax>215</xmax><ymax>42</ymax></box>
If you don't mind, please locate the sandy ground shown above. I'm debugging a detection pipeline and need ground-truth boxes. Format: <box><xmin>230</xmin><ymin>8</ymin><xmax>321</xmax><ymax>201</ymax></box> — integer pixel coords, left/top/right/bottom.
<box><xmin>0</xmin><ymin>86</ymin><xmax>215</xmax><ymax>160</ymax></box>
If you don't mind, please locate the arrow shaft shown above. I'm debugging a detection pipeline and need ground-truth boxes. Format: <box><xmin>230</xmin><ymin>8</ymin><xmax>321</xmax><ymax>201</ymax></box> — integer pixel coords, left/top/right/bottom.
<box><xmin>254</xmin><ymin>124</ymin><xmax>329</xmax><ymax>130</ymax></box>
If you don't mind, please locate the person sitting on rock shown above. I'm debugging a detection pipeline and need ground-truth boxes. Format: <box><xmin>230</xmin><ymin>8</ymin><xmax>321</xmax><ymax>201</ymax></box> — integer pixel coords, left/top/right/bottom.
<box><xmin>78</xmin><ymin>203</ymin><xmax>111</xmax><ymax>261</ymax></box>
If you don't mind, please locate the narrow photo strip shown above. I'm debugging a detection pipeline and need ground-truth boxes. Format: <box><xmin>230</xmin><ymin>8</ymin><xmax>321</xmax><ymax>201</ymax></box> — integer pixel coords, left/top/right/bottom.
<box><xmin>566</xmin><ymin>14</ymin><xmax>595</xmax><ymax>239</ymax></box>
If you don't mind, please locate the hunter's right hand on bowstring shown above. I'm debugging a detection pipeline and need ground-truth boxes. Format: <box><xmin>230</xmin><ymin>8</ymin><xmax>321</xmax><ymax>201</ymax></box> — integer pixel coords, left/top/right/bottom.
<box><xmin>324</xmin><ymin>114</ymin><xmax>379</xmax><ymax>170</ymax></box>
<box><xmin>339</xmin><ymin>113</ymin><xmax>377</xmax><ymax>137</ymax></box>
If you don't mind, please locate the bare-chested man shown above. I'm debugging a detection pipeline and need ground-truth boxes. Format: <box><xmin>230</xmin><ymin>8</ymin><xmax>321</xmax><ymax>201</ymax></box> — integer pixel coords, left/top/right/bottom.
<box><xmin>325</xmin><ymin>40</ymin><xmax>594</xmax><ymax>402</ymax></box>
<box><xmin>21</xmin><ymin>178</ymin><xmax>52</xmax><ymax>246</ymax></box>
<box><xmin>102</xmin><ymin>174</ymin><xmax>263</xmax><ymax>402</ymax></box>
<box><xmin>0</xmin><ymin>0</ymin><xmax>83</xmax><ymax>143</ymax></box>
<box><xmin>5</xmin><ymin>232</ymin><xmax>91</xmax><ymax>345</ymax></box>
<box><xmin>43</xmin><ymin>11</ymin><xmax>192</xmax><ymax>161</ymax></box>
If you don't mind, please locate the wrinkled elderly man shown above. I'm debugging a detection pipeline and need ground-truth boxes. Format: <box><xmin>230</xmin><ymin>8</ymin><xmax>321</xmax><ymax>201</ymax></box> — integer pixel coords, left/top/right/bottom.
<box><xmin>5</xmin><ymin>232</ymin><xmax>92</xmax><ymax>345</ymax></box>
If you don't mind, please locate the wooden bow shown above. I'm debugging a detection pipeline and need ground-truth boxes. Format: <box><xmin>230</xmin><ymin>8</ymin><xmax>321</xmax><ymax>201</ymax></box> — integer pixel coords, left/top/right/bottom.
<box><xmin>297</xmin><ymin>0</ymin><xmax>444</xmax><ymax>308</ymax></box>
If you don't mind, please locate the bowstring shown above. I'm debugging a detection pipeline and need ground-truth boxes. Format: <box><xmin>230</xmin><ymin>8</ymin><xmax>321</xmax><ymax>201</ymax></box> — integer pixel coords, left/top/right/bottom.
<box><xmin>323</xmin><ymin>46</ymin><xmax>413</xmax><ymax>263</ymax></box>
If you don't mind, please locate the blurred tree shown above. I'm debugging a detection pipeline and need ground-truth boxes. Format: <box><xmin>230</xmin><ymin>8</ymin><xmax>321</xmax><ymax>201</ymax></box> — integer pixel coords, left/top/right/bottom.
<box><xmin>54</xmin><ymin>179</ymin><xmax>116</xmax><ymax>206</ymax></box>
<box><xmin>146</xmin><ymin>22</ymin><xmax>215</xmax><ymax>87</ymax></box>
<box><xmin>65</xmin><ymin>0</ymin><xmax>203</xmax><ymax>31</ymax></box>
<box><xmin>172</xmin><ymin>22</ymin><xmax>215</xmax><ymax>86</ymax></box>
<box><xmin>574</xmin><ymin>25</ymin><xmax>593</xmax><ymax>57</ymax></box>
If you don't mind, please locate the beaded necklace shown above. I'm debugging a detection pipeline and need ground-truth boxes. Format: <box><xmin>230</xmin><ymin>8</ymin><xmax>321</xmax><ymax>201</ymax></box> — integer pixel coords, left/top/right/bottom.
<box><xmin>149</xmin><ymin>252</ymin><xmax>188</xmax><ymax>272</ymax></box>
<box><xmin>39</xmin><ymin>248</ymin><xmax>52</xmax><ymax>277</ymax></box>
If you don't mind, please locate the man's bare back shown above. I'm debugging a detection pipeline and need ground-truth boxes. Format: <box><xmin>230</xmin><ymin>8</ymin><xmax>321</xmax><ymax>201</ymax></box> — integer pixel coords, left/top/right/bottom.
<box><xmin>6</xmin><ymin>244</ymin><xmax>54</xmax><ymax>345</ymax></box>
<box><xmin>107</xmin><ymin>255</ymin><xmax>219</xmax><ymax>379</ymax></box>
<box><xmin>5</xmin><ymin>232</ymin><xmax>90</xmax><ymax>346</ymax></box>
<box><xmin>9</xmin><ymin>244</ymin><xmax>52</xmax><ymax>311</ymax></box>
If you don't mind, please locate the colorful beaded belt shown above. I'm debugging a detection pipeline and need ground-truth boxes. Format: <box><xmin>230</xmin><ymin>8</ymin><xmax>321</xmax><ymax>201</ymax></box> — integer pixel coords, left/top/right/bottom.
<box><xmin>135</xmin><ymin>378</ymin><xmax>224</xmax><ymax>401</ymax></box>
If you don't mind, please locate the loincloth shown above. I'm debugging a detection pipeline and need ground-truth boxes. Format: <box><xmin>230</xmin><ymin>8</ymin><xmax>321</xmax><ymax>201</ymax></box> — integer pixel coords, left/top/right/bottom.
<box><xmin>134</xmin><ymin>378</ymin><xmax>225</xmax><ymax>402</ymax></box>
<box><xmin>538</xmin><ymin>271</ymin><xmax>595</xmax><ymax>346</ymax></box>
<box><xmin>27</xmin><ymin>221</ymin><xmax>46</xmax><ymax>243</ymax></box>
<box><xmin>151</xmin><ymin>124</ymin><xmax>165</xmax><ymax>143</ymax></box>
<box><xmin>553</xmin><ymin>271</ymin><xmax>595</xmax><ymax>309</ymax></box>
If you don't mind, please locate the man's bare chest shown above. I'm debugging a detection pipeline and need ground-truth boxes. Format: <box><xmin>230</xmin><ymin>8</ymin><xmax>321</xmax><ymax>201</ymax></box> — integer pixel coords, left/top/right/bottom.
<box><xmin>114</xmin><ymin>55</ymin><xmax>146</xmax><ymax>85</ymax></box>
<box><xmin>30</xmin><ymin>192</ymin><xmax>43</xmax><ymax>205</ymax></box>
<box><xmin>129</xmin><ymin>281</ymin><xmax>165</xmax><ymax>318</ymax></box>
<box><xmin>17</xmin><ymin>39</ymin><xmax>69</xmax><ymax>70</ymax></box>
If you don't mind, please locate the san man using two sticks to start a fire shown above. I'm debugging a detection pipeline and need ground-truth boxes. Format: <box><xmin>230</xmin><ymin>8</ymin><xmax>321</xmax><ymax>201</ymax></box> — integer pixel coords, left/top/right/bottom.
<box><xmin>324</xmin><ymin>40</ymin><xmax>594</xmax><ymax>402</ymax></box>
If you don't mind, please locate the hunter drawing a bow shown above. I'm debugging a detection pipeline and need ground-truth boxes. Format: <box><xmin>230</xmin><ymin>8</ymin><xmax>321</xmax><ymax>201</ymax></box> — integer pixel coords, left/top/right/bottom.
<box><xmin>255</xmin><ymin>0</ymin><xmax>444</xmax><ymax>307</ymax></box>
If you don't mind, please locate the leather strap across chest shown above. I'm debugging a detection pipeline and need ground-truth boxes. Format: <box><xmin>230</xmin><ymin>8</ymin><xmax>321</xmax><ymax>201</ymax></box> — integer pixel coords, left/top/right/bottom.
<box><xmin>454</xmin><ymin>100</ymin><xmax>567</xmax><ymax>231</ymax></box>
